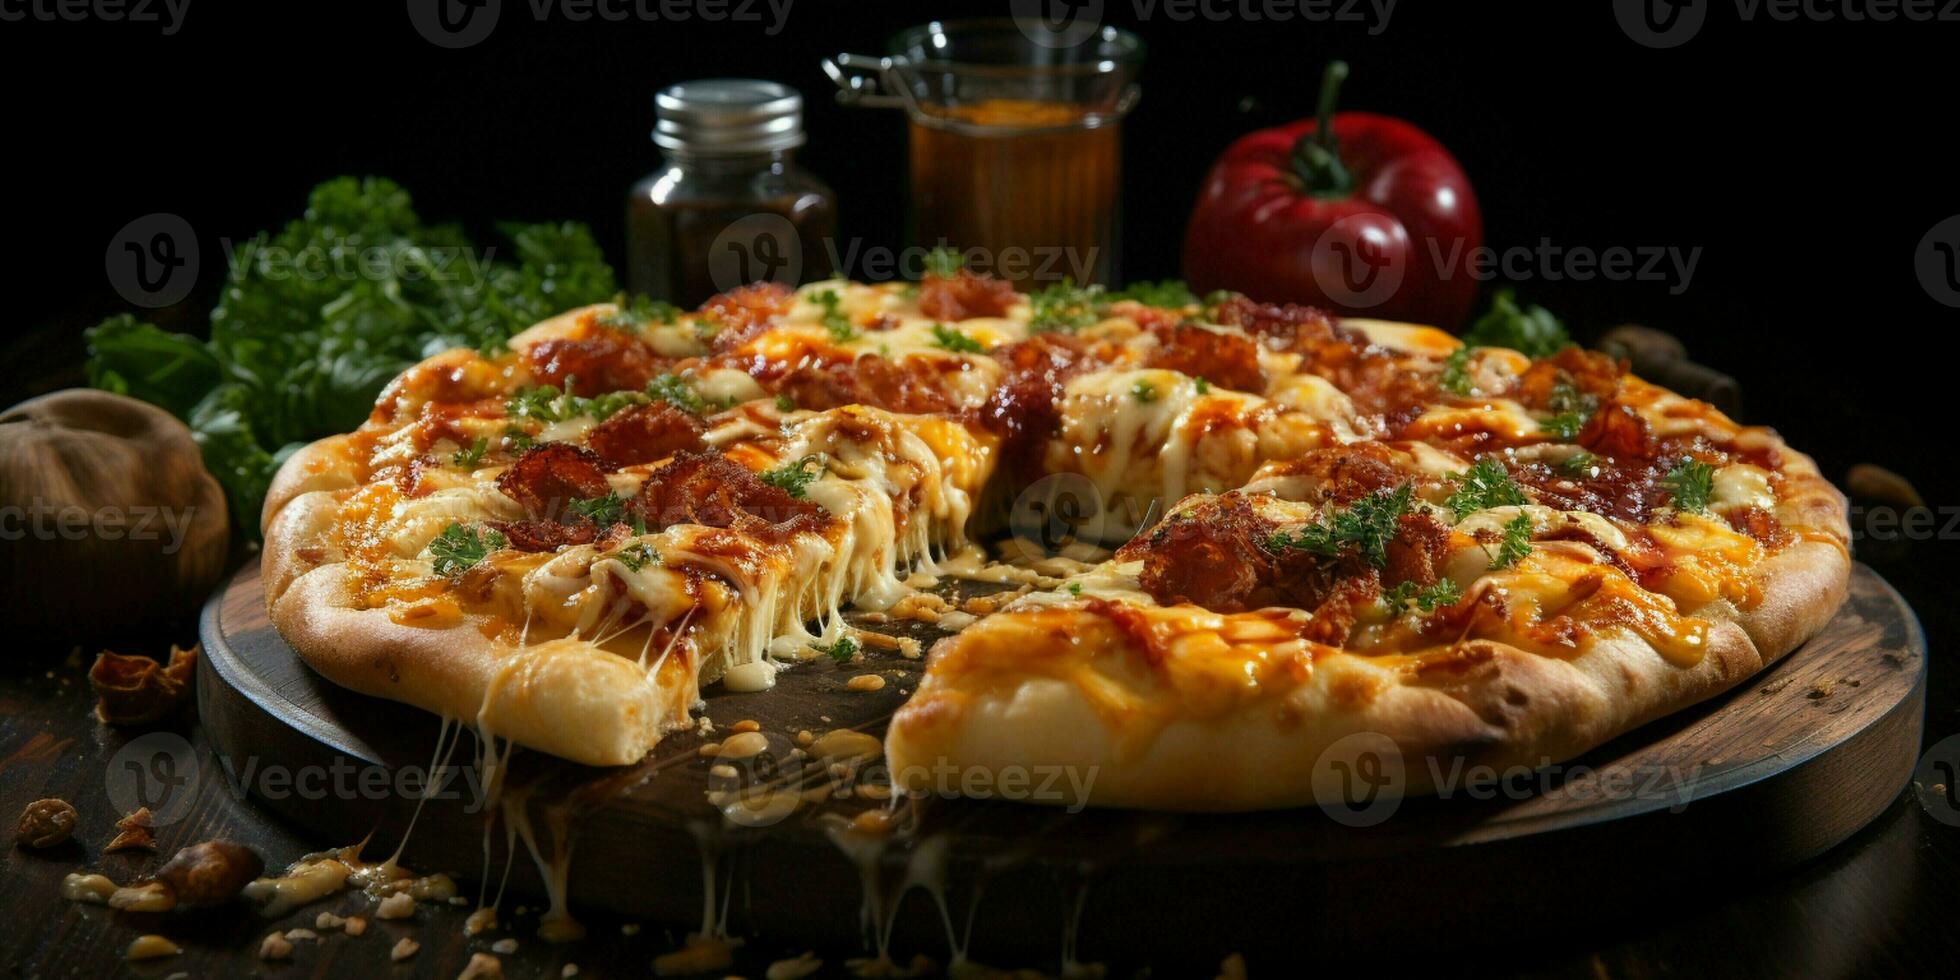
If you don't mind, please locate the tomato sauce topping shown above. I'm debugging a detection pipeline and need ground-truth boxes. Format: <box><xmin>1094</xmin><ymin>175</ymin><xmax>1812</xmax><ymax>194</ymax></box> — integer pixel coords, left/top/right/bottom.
<box><xmin>497</xmin><ymin>443</ymin><xmax>613</xmax><ymax>521</ymax></box>
<box><xmin>1144</xmin><ymin>321</ymin><xmax>1266</xmax><ymax>393</ymax></box>
<box><xmin>634</xmin><ymin>450</ymin><xmax>824</xmax><ymax>540</ymax></box>
<box><xmin>524</xmin><ymin>331</ymin><xmax>665</xmax><ymax>396</ymax></box>
<box><xmin>586</xmin><ymin>402</ymin><xmax>707</xmax><ymax>468</ymax></box>
<box><xmin>918</xmin><ymin>271</ymin><xmax>1019</xmax><ymax>321</ymax></box>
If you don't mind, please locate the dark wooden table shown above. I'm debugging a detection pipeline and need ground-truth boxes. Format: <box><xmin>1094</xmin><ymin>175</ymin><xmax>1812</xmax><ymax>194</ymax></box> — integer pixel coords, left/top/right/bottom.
<box><xmin>6</xmin><ymin>327</ymin><xmax>1959</xmax><ymax>978</ymax></box>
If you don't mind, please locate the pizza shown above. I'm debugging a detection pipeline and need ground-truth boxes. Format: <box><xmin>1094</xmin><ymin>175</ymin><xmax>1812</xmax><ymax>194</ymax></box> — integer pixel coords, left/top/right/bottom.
<box><xmin>261</xmin><ymin>267</ymin><xmax>1849</xmax><ymax>810</ymax></box>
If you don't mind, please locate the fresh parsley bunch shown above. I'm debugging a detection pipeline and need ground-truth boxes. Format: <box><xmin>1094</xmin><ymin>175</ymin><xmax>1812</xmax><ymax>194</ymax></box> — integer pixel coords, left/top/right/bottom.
<box><xmin>85</xmin><ymin>177</ymin><xmax>621</xmax><ymax>537</ymax></box>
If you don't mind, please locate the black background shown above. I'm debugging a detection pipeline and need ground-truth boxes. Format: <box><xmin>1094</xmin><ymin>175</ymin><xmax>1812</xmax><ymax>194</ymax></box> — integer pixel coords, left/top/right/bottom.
<box><xmin>4</xmin><ymin>1</ymin><xmax>1959</xmax><ymax>972</ymax></box>
<box><xmin>10</xmin><ymin>0</ymin><xmax>1956</xmax><ymax>626</ymax></box>
<box><xmin>6</xmin><ymin>7</ymin><xmax>1955</xmax><ymax>676</ymax></box>
<box><xmin>7</xmin><ymin>1</ymin><xmax>1957</xmax><ymax>498</ymax></box>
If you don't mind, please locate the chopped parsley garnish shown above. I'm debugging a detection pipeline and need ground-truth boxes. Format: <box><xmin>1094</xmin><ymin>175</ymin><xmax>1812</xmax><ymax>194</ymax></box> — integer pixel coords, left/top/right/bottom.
<box><xmin>929</xmin><ymin>322</ymin><xmax>984</xmax><ymax>353</ymax></box>
<box><xmin>1439</xmin><ymin>347</ymin><xmax>1474</xmax><ymax>396</ymax></box>
<box><xmin>1027</xmin><ymin>278</ymin><xmax>1105</xmax><ymax>333</ymax></box>
<box><xmin>812</xmin><ymin>635</ymin><xmax>858</xmax><ymax>664</ymax></box>
<box><xmin>1067</xmin><ymin>581</ymin><xmax>1083</xmax><ymax>596</ymax></box>
<box><xmin>1558</xmin><ymin>451</ymin><xmax>1599</xmax><ymax>478</ymax></box>
<box><xmin>1662</xmin><ymin>458</ymin><xmax>1716</xmax><ymax>513</ymax></box>
<box><xmin>565</xmin><ymin>492</ymin><xmax>630</xmax><ymax>527</ymax></box>
<box><xmin>595</xmin><ymin>296</ymin><xmax>681</xmax><ymax>331</ymax></box>
<box><xmin>429</xmin><ymin>523</ymin><xmax>505</xmax><ymax>577</ymax></box>
<box><xmin>1131</xmin><ymin>379</ymin><xmax>1158</xmax><ymax>403</ymax></box>
<box><xmin>584</xmin><ymin>389</ymin><xmax>643</xmax><ymax>421</ymax></box>
<box><xmin>502</xmin><ymin>426</ymin><xmax>534</xmax><ymax>451</ymax></box>
<box><xmin>814</xmin><ymin>289</ymin><xmax>858</xmax><ymax>342</ymax></box>
<box><xmin>1446</xmin><ymin>457</ymin><xmax>1528</xmax><ymax>520</ymax></box>
<box><xmin>611</xmin><ymin>542</ymin><xmax>661</xmax><ymax>572</ymax></box>
<box><xmin>506</xmin><ymin>381</ymin><xmax>631</xmax><ymax>424</ymax></box>
<box><xmin>1268</xmin><ymin>484</ymin><xmax>1415</xmax><ymax>568</ymax></box>
<box><xmin>1539</xmin><ymin>411</ymin><xmax>1588</xmax><ymax>441</ymax></box>
<box><xmin>506</xmin><ymin>384</ymin><xmax>567</xmax><ymax>423</ymax></box>
<box><xmin>1193</xmin><ymin>377</ymin><xmax>1211</xmax><ymax>395</ymax></box>
<box><xmin>450</xmin><ymin>436</ymin><xmax>488</xmax><ymax>468</ymax></box>
<box><xmin>646</xmin><ymin>373</ymin><xmax>707</xmax><ymax>414</ymax></box>
<box><xmin>1462</xmin><ymin>289</ymin><xmax>1571</xmax><ymax>358</ymax></box>
<box><xmin>1105</xmin><ymin>280</ymin><xmax>1199</xmax><ymax>308</ymax></box>
<box><xmin>760</xmin><ymin>454</ymin><xmax>824</xmax><ymax>498</ymax></box>
<box><xmin>1382</xmin><ymin>577</ymin><xmax>1462</xmax><ymax>614</ymax></box>
<box><xmin>1545</xmin><ymin>379</ymin><xmax>1597</xmax><ymax>417</ymax></box>
<box><xmin>1488</xmin><ymin>513</ymin><xmax>1534</xmax><ymax>569</ymax></box>
<box><xmin>1539</xmin><ymin>379</ymin><xmax>1597</xmax><ymax>441</ymax></box>
<box><xmin>775</xmin><ymin>393</ymin><xmax>797</xmax><ymax>412</ymax></box>
<box><xmin>923</xmin><ymin>247</ymin><xmax>963</xmax><ymax>279</ymax></box>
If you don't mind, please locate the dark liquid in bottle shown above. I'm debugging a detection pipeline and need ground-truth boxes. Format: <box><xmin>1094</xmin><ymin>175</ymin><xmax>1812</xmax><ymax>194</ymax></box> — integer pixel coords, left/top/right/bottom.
<box><xmin>627</xmin><ymin>171</ymin><xmax>837</xmax><ymax>308</ymax></box>
<box><xmin>909</xmin><ymin>100</ymin><xmax>1120</xmax><ymax>286</ymax></box>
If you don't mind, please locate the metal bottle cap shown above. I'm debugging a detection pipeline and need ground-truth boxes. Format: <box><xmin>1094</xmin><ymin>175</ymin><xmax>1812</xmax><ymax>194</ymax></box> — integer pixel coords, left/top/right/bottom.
<box><xmin>654</xmin><ymin>79</ymin><xmax>805</xmax><ymax>155</ymax></box>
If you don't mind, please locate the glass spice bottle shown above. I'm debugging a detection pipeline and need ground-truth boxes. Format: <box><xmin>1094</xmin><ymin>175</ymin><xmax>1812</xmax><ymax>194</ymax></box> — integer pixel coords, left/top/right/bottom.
<box><xmin>626</xmin><ymin>79</ymin><xmax>838</xmax><ymax>307</ymax></box>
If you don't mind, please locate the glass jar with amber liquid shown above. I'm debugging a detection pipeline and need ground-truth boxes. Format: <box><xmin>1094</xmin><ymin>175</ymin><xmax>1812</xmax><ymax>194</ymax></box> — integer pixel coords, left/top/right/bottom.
<box><xmin>626</xmin><ymin>80</ymin><xmax>837</xmax><ymax>308</ymax></box>
<box><xmin>827</xmin><ymin>21</ymin><xmax>1142</xmax><ymax>286</ymax></box>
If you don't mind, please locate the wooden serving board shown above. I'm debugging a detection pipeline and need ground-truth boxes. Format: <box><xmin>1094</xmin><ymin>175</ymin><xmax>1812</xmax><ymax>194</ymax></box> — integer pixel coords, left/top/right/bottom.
<box><xmin>198</xmin><ymin>560</ymin><xmax>1926</xmax><ymax>971</ymax></box>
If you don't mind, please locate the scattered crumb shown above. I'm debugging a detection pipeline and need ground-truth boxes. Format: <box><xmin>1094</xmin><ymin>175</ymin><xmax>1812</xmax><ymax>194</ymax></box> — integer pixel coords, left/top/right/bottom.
<box><xmin>344</xmin><ymin>916</ymin><xmax>368</xmax><ymax>936</ymax></box>
<box><xmin>491</xmin><ymin>937</ymin><xmax>519</xmax><ymax>954</ymax></box>
<box><xmin>767</xmin><ymin>951</ymin><xmax>823</xmax><ymax>980</ymax></box>
<box><xmin>458</xmin><ymin>951</ymin><xmax>504</xmax><ymax>979</ymax></box>
<box><xmin>259</xmin><ymin>933</ymin><xmax>293</xmax><ymax>960</ymax></box>
<box><xmin>695</xmin><ymin>716</ymin><xmax>716</xmax><ymax>736</ymax></box>
<box><xmin>897</xmin><ymin>637</ymin><xmax>922</xmax><ymax>659</ymax></box>
<box><xmin>126</xmin><ymin>935</ymin><xmax>180</xmax><ymax>961</ymax></box>
<box><xmin>105</xmin><ymin>807</ymin><xmax>157</xmax><ymax>853</ymax></box>
<box><xmin>315</xmin><ymin>912</ymin><xmax>345</xmax><ymax>930</ymax></box>
<box><xmin>391</xmin><ymin>937</ymin><xmax>421</xmax><ymax>961</ymax></box>
<box><xmin>1807</xmin><ymin>679</ymin><xmax>1836</xmax><ymax>700</ymax></box>
<box><xmin>846</xmin><ymin>674</ymin><xmax>886</xmax><ymax>693</ymax></box>
<box><xmin>376</xmin><ymin>891</ymin><xmax>416</xmax><ymax>919</ymax></box>
<box><xmin>1216</xmin><ymin>952</ymin><xmax>1248</xmax><ymax>980</ymax></box>
<box><xmin>1760</xmin><ymin>677</ymin><xmax>1793</xmax><ymax>695</ymax></box>
<box><xmin>653</xmin><ymin>935</ymin><xmax>736</xmax><ymax>976</ymax></box>
<box><xmin>730</xmin><ymin>719</ymin><xmax>761</xmax><ymax>733</ymax></box>
<box><xmin>284</xmin><ymin>928</ymin><xmax>319</xmax><ymax>942</ymax></box>
<box><xmin>448</xmin><ymin>895</ymin><xmax>470</xmax><ymax>906</ymax></box>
